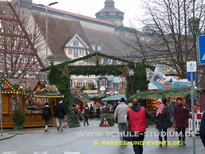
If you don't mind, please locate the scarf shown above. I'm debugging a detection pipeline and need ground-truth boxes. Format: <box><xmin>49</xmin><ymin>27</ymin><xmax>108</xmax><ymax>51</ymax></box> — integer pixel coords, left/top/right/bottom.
<box><xmin>156</xmin><ymin>103</ymin><xmax>164</xmax><ymax>117</ymax></box>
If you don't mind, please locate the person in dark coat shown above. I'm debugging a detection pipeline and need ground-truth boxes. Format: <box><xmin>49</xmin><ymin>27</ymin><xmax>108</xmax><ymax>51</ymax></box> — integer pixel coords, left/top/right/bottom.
<box><xmin>200</xmin><ymin>111</ymin><xmax>205</xmax><ymax>147</ymax></box>
<box><xmin>89</xmin><ymin>104</ymin><xmax>94</xmax><ymax>118</ymax></box>
<box><xmin>54</xmin><ymin>100</ymin><xmax>66</xmax><ymax>131</ymax></box>
<box><xmin>42</xmin><ymin>102</ymin><xmax>52</xmax><ymax>132</ymax></box>
<box><xmin>155</xmin><ymin>99</ymin><xmax>170</xmax><ymax>146</ymax></box>
<box><xmin>168</xmin><ymin>98</ymin><xmax>175</xmax><ymax>127</ymax></box>
<box><xmin>84</xmin><ymin>103</ymin><xmax>90</xmax><ymax>126</ymax></box>
<box><xmin>174</xmin><ymin>97</ymin><xmax>190</xmax><ymax>145</ymax></box>
<box><xmin>96</xmin><ymin>106</ymin><xmax>100</xmax><ymax>119</ymax></box>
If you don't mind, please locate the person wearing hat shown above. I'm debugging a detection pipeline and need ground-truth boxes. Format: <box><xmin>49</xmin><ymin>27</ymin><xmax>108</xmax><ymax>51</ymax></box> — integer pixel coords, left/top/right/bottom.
<box><xmin>114</xmin><ymin>97</ymin><xmax>129</xmax><ymax>141</ymax></box>
<box><xmin>54</xmin><ymin>100</ymin><xmax>66</xmax><ymax>131</ymax></box>
<box><xmin>174</xmin><ymin>97</ymin><xmax>190</xmax><ymax>145</ymax></box>
<box><xmin>42</xmin><ymin>102</ymin><xmax>52</xmax><ymax>132</ymax></box>
<box><xmin>155</xmin><ymin>99</ymin><xmax>171</xmax><ymax>146</ymax></box>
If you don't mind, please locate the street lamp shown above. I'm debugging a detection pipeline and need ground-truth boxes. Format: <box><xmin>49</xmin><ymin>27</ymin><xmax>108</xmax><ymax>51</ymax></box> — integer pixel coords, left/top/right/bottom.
<box><xmin>45</xmin><ymin>2</ymin><xmax>58</xmax><ymax>67</ymax></box>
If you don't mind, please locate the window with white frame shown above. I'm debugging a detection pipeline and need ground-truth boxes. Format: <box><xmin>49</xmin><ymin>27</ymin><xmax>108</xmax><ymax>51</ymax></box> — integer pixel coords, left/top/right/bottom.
<box><xmin>116</xmin><ymin>60</ymin><xmax>121</xmax><ymax>64</ymax></box>
<box><xmin>109</xmin><ymin>12</ymin><xmax>116</xmax><ymax>16</ymax></box>
<box><xmin>99</xmin><ymin>13</ymin><xmax>105</xmax><ymax>16</ymax></box>
<box><xmin>20</xmin><ymin>57</ymin><xmax>29</xmax><ymax>63</ymax></box>
<box><xmin>70</xmin><ymin>48</ymin><xmax>83</xmax><ymax>58</ymax></box>
<box><xmin>113</xmin><ymin>83</ymin><xmax>120</xmax><ymax>88</ymax></box>
<box><xmin>6</xmin><ymin>55</ymin><xmax>11</xmax><ymax>63</ymax></box>
<box><xmin>73</xmin><ymin>40</ymin><xmax>79</xmax><ymax>47</ymax></box>
<box><xmin>78</xmin><ymin>81</ymin><xmax>83</xmax><ymax>87</ymax></box>
<box><xmin>108</xmin><ymin>59</ymin><xmax>113</xmax><ymax>64</ymax></box>
<box><xmin>100</xmin><ymin>58</ymin><xmax>104</xmax><ymax>64</ymax></box>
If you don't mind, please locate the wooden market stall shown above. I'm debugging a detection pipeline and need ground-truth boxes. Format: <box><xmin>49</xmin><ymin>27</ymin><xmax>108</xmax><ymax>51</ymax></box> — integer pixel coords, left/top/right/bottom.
<box><xmin>1</xmin><ymin>78</ymin><xmax>64</xmax><ymax>128</ymax></box>
<box><xmin>130</xmin><ymin>89</ymin><xmax>192</xmax><ymax>114</ymax></box>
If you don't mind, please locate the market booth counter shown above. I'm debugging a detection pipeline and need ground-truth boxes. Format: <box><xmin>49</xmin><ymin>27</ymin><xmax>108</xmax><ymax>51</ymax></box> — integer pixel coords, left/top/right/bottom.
<box><xmin>1</xmin><ymin>78</ymin><xmax>64</xmax><ymax>128</ymax></box>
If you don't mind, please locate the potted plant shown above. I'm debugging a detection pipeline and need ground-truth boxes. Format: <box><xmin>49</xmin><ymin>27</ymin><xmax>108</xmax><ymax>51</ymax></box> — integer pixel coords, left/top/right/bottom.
<box><xmin>67</xmin><ymin>114</ymin><xmax>80</xmax><ymax>128</ymax></box>
<box><xmin>12</xmin><ymin>103</ymin><xmax>25</xmax><ymax>130</ymax></box>
<box><xmin>99</xmin><ymin>113</ymin><xmax>114</xmax><ymax>127</ymax></box>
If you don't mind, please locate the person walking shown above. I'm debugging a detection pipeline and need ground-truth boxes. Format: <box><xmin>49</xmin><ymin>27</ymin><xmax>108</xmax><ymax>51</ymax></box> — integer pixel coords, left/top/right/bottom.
<box><xmin>200</xmin><ymin>111</ymin><xmax>205</xmax><ymax>147</ymax></box>
<box><xmin>42</xmin><ymin>102</ymin><xmax>52</xmax><ymax>132</ymax></box>
<box><xmin>168</xmin><ymin>98</ymin><xmax>175</xmax><ymax>127</ymax></box>
<box><xmin>155</xmin><ymin>99</ymin><xmax>171</xmax><ymax>146</ymax></box>
<box><xmin>96</xmin><ymin>106</ymin><xmax>100</xmax><ymax>119</ymax></box>
<box><xmin>174</xmin><ymin>97</ymin><xmax>190</xmax><ymax>145</ymax></box>
<box><xmin>89</xmin><ymin>104</ymin><xmax>94</xmax><ymax>118</ymax></box>
<box><xmin>54</xmin><ymin>100</ymin><xmax>66</xmax><ymax>131</ymax></box>
<box><xmin>84</xmin><ymin>103</ymin><xmax>89</xmax><ymax>126</ymax></box>
<box><xmin>127</xmin><ymin>98</ymin><xmax>150</xmax><ymax>154</ymax></box>
<box><xmin>114</xmin><ymin>98</ymin><xmax>129</xmax><ymax>141</ymax></box>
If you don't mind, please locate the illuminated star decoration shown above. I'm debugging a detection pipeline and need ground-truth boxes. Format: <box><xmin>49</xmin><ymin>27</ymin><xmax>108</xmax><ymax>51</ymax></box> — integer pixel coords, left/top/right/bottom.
<box><xmin>59</xmin><ymin>65</ymin><xmax>71</xmax><ymax>79</ymax></box>
<box><xmin>129</xmin><ymin>69</ymin><xmax>134</xmax><ymax>76</ymax></box>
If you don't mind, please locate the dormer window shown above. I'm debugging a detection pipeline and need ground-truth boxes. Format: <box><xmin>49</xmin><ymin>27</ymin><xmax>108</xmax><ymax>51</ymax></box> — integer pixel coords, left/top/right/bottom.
<box><xmin>108</xmin><ymin>59</ymin><xmax>113</xmax><ymax>64</ymax></box>
<box><xmin>116</xmin><ymin>60</ymin><xmax>121</xmax><ymax>64</ymax></box>
<box><xmin>91</xmin><ymin>45</ymin><xmax>96</xmax><ymax>50</ymax></box>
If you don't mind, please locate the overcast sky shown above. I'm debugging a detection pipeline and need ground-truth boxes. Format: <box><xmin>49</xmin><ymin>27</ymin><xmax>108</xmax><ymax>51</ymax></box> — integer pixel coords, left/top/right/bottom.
<box><xmin>32</xmin><ymin>0</ymin><xmax>144</xmax><ymax>27</ymax></box>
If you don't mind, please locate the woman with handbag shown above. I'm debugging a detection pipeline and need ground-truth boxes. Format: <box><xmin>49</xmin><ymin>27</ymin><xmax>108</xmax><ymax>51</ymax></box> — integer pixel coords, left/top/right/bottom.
<box><xmin>155</xmin><ymin>99</ymin><xmax>171</xmax><ymax>146</ymax></box>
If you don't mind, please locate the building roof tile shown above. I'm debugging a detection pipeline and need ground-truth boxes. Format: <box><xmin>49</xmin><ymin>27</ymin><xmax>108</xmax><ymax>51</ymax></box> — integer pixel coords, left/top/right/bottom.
<box><xmin>83</xmin><ymin>28</ymin><xmax>131</xmax><ymax>57</ymax></box>
<box><xmin>32</xmin><ymin>3</ymin><xmax>115</xmax><ymax>27</ymax></box>
<box><xmin>96</xmin><ymin>7</ymin><xmax>124</xmax><ymax>14</ymax></box>
<box><xmin>33</xmin><ymin>12</ymin><xmax>93</xmax><ymax>59</ymax></box>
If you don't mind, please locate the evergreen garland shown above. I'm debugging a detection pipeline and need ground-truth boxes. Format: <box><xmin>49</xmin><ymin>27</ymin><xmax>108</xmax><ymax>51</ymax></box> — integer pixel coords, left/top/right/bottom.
<box><xmin>43</xmin><ymin>53</ymin><xmax>151</xmax><ymax>109</ymax></box>
<box><xmin>42</xmin><ymin>52</ymin><xmax>138</xmax><ymax>71</ymax></box>
<box><xmin>48</xmin><ymin>63</ymin><xmax>71</xmax><ymax>112</ymax></box>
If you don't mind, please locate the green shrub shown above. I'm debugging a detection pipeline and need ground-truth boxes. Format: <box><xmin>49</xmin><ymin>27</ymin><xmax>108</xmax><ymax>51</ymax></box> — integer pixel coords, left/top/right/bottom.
<box><xmin>99</xmin><ymin>113</ymin><xmax>114</xmax><ymax>127</ymax></box>
<box><xmin>67</xmin><ymin>114</ymin><xmax>80</xmax><ymax>127</ymax></box>
<box><xmin>12</xmin><ymin>104</ymin><xmax>25</xmax><ymax>129</ymax></box>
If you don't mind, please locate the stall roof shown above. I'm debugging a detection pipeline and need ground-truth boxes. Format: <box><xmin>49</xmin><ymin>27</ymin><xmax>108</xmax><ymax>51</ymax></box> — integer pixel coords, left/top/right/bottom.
<box><xmin>34</xmin><ymin>95</ymin><xmax>64</xmax><ymax>98</ymax></box>
<box><xmin>6</xmin><ymin>78</ymin><xmax>41</xmax><ymax>91</ymax></box>
<box><xmin>129</xmin><ymin>88</ymin><xmax>203</xmax><ymax>100</ymax></box>
<box><xmin>102</xmin><ymin>94</ymin><xmax>126</xmax><ymax>102</ymax></box>
<box><xmin>1</xmin><ymin>78</ymin><xmax>64</xmax><ymax>98</ymax></box>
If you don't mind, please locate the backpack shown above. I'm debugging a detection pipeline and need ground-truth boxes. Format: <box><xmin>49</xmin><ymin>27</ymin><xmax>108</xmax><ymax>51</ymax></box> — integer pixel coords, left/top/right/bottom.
<box><xmin>42</xmin><ymin>108</ymin><xmax>49</xmax><ymax>118</ymax></box>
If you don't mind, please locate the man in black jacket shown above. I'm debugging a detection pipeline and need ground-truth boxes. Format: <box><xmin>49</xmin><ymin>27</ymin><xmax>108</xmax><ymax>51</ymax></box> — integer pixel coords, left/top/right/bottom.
<box><xmin>200</xmin><ymin>111</ymin><xmax>205</xmax><ymax>147</ymax></box>
<box><xmin>54</xmin><ymin>100</ymin><xmax>66</xmax><ymax>131</ymax></box>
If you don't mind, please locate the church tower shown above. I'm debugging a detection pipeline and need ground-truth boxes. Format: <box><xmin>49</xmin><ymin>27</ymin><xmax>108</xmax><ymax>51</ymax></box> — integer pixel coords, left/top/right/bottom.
<box><xmin>95</xmin><ymin>0</ymin><xmax>124</xmax><ymax>26</ymax></box>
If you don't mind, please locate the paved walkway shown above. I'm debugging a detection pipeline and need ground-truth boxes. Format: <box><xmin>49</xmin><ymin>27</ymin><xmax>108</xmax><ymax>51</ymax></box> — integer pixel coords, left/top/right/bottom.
<box><xmin>0</xmin><ymin>119</ymin><xmax>204</xmax><ymax>154</ymax></box>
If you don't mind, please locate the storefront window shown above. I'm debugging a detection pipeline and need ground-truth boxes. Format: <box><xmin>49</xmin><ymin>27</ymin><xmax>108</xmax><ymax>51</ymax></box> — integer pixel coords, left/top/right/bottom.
<box><xmin>11</xmin><ymin>95</ymin><xmax>20</xmax><ymax>111</ymax></box>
